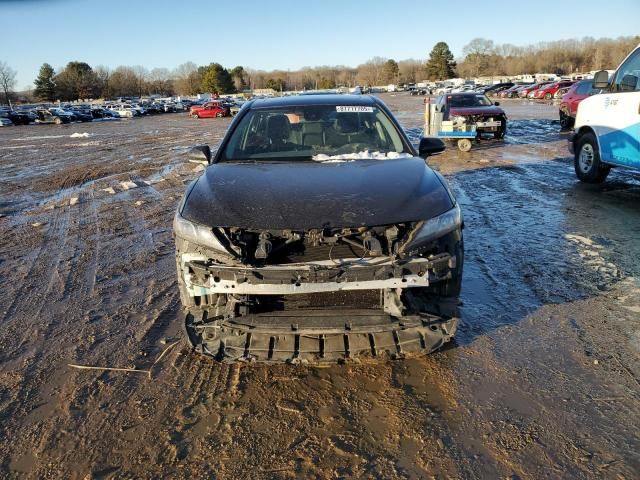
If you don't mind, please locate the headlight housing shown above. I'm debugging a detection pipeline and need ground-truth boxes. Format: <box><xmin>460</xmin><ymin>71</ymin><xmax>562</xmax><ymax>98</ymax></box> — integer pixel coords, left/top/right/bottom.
<box><xmin>401</xmin><ymin>204</ymin><xmax>463</xmax><ymax>255</ymax></box>
<box><xmin>173</xmin><ymin>213</ymin><xmax>228</xmax><ymax>252</ymax></box>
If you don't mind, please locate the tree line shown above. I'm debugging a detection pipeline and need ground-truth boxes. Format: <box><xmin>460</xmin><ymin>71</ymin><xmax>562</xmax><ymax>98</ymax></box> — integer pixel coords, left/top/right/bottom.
<box><xmin>1</xmin><ymin>35</ymin><xmax>638</xmax><ymax>104</ymax></box>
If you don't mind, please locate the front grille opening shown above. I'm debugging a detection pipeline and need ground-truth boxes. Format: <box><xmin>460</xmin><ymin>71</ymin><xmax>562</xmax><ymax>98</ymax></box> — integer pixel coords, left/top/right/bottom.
<box><xmin>249</xmin><ymin>290</ymin><xmax>383</xmax><ymax>314</ymax></box>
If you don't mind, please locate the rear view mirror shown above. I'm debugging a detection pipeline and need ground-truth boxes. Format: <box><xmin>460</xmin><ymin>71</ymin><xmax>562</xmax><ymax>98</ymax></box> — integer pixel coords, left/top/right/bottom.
<box><xmin>188</xmin><ymin>145</ymin><xmax>212</xmax><ymax>164</ymax></box>
<box><xmin>418</xmin><ymin>137</ymin><xmax>446</xmax><ymax>158</ymax></box>
<box><xmin>592</xmin><ymin>70</ymin><xmax>609</xmax><ymax>90</ymax></box>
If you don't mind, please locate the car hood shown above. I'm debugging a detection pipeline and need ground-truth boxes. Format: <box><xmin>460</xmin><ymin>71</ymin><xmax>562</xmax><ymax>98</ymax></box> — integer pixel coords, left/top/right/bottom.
<box><xmin>449</xmin><ymin>106</ymin><xmax>505</xmax><ymax>116</ymax></box>
<box><xmin>181</xmin><ymin>157</ymin><xmax>454</xmax><ymax>230</ymax></box>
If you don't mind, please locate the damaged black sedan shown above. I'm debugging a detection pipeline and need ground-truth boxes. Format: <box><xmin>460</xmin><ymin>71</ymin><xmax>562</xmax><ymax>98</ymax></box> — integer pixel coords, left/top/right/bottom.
<box><xmin>174</xmin><ymin>94</ymin><xmax>464</xmax><ymax>362</ymax></box>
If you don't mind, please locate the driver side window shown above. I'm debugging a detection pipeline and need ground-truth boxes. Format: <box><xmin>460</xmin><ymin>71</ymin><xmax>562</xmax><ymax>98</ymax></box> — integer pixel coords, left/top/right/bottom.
<box><xmin>612</xmin><ymin>48</ymin><xmax>640</xmax><ymax>92</ymax></box>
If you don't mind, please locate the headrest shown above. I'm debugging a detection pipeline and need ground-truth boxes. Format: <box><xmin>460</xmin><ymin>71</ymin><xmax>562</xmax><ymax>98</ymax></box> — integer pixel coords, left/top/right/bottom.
<box><xmin>267</xmin><ymin>114</ymin><xmax>291</xmax><ymax>141</ymax></box>
<box><xmin>335</xmin><ymin>114</ymin><xmax>360</xmax><ymax>134</ymax></box>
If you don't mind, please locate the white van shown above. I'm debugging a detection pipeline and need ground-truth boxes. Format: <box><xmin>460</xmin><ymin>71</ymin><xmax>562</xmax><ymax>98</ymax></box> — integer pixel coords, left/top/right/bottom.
<box><xmin>569</xmin><ymin>43</ymin><xmax>640</xmax><ymax>183</ymax></box>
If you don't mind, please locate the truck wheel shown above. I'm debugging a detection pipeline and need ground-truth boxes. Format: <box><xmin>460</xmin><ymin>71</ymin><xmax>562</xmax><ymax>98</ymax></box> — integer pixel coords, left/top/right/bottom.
<box><xmin>575</xmin><ymin>132</ymin><xmax>610</xmax><ymax>183</ymax></box>
<box><xmin>457</xmin><ymin>138</ymin><xmax>472</xmax><ymax>152</ymax></box>
<box><xmin>559</xmin><ymin>109</ymin><xmax>574</xmax><ymax>129</ymax></box>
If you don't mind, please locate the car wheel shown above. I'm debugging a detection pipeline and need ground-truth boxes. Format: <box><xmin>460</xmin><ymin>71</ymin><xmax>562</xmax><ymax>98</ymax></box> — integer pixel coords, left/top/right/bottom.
<box><xmin>574</xmin><ymin>132</ymin><xmax>610</xmax><ymax>183</ymax></box>
<box><xmin>216</xmin><ymin>112</ymin><xmax>223</xmax><ymax>118</ymax></box>
<box><xmin>544</xmin><ymin>93</ymin><xmax>552</xmax><ymax>100</ymax></box>
<box><xmin>494</xmin><ymin>119</ymin><xmax>506</xmax><ymax>139</ymax></box>
<box><xmin>457</xmin><ymin>138</ymin><xmax>472</xmax><ymax>152</ymax></box>
<box><xmin>54</xmin><ymin>117</ymin><xmax>62</xmax><ymax>125</ymax></box>
<box><xmin>191</xmin><ymin>113</ymin><xmax>199</xmax><ymax>119</ymax></box>
<box><xmin>559</xmin><ymin>109</ymin><xmax>574</xmax><ymax>129</ymax></box>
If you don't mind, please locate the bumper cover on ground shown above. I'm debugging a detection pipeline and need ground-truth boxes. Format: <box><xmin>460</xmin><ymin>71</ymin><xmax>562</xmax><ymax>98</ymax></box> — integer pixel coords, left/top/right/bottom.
<box><xmin>184</xmin><ymin>306</ymin><xmax>459</xmax><ymax>363</ymax></box>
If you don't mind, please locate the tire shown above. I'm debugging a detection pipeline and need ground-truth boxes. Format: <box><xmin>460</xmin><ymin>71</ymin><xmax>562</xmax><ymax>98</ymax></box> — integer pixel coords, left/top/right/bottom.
<box><xmin>544</xmin><ymin>93</ymin><xmax>552</xmax><ymax>100</ymax></box>
<box><xmin>457</xmin><ymin>138</ymin><xmax>472</xmax><ymax>152</ymax></box>
<box><xmin>559</xmin><ymin>109</ymin><xmax>574</xmax><ymax>129</ymax></box>
<box><xmin>574</xmin><ymin>132</ymin><xmax>610</xmax><ymax>183</ymax></box>
<box><xmin>54</xmin><ymin>117</ymin><xmax>62</xmax><ymax>125</ymax></box>
<box><xmin>216</xmin><ymin>112</ymin><xmax>223</xmax><ymax>118</ymax></box>
<box><xmin>494</xmin><ymin>117</ymin><xmax>506</xmax><ymax>139</ymax></box>
<box><xmin>191</xmin><ymin>113</ymin><xmax>199</xmax><ymax>119</ymax></box>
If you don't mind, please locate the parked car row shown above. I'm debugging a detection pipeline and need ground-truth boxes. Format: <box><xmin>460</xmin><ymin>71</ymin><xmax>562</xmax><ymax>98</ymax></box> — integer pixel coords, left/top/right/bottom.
<box><xmin>478</xmin><ymin>80</ymin><xmax>578</xmax><ymax>100</ymax></box>
<box><xmin>0</xmin><ymin>98</ymin><xmax>205</xmax><ymax>126</ymax></box>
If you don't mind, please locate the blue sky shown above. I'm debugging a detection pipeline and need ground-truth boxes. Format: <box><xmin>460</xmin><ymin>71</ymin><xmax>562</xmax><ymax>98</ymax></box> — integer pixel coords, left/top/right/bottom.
<box><xmin>2</xmin><ymin>0</ymin><xmax>639</xmax><ymax>88</ymax></box>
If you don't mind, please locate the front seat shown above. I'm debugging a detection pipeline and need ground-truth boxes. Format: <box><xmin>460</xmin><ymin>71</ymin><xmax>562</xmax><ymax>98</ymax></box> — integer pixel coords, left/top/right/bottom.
<box><xmin>267</xmin><ymin>114</ymin><xmax>292</xmax><ymax>149</ymax></box>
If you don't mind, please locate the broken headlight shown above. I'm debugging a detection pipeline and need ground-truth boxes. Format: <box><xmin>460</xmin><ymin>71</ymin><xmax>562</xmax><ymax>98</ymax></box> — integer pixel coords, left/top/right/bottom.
<box><xmin>173</xmin><ymin>213</ymin><xmax>228</xmax><ymax>252</ymax></box>
<box><xmin>402</xmin><ymin>204</ymin><xmax>462</xmax><ymax>255</ymax></box>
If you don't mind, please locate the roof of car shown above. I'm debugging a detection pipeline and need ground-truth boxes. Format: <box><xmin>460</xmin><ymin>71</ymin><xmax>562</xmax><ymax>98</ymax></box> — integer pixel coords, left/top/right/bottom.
<box><xmin>249</xmin><ymin>94</ymin><xmax>378</xmax><ymax>109</ymax></box>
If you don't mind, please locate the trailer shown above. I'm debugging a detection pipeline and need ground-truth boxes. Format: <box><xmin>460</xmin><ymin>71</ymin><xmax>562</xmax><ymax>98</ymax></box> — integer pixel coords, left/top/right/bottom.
<box><xmin>423</xmin><ymin>98</ymin><xmax>477</xmax><ymax>152</ymax></box>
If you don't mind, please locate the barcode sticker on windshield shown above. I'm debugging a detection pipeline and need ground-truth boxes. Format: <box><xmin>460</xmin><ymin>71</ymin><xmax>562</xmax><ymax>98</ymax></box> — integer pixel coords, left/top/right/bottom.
<box><xmin>336</xmin><ymin>106</ymin><xmax>374</xmax><ymax>113</ymax></box>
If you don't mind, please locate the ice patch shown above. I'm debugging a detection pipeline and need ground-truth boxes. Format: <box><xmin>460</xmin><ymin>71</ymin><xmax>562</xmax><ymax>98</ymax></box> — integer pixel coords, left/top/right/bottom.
<box><xmin>70</xmin><ymin>132</ymin><xmax>91</xmax><ymax>138</ymax></box>
<box><xmin>312</xmin><ymin>151</ymin><xmax>413</xmax><ymax>163</ymax></box>
<box><xmin>14</xmin><ymin>135</ymin><xmax>66</xmax><ymax>141</ymax></box>
<box><xmin>119</xmin><ymin>180</ymin><xmax>138</xmax><ymax>190</ymax></box>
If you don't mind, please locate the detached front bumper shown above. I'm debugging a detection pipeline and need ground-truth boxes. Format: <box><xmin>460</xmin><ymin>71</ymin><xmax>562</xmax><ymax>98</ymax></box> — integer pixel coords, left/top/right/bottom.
<box><xmin>181</xmin><ymin>253</ymin><xmax>455</xmax><ymax>296</ymax></box>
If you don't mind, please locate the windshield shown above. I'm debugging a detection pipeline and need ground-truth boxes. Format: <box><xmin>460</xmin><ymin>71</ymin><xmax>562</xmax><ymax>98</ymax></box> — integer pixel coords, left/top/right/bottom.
<box><xmin>448</xmin><ymin>94</ymin><xmax>492</xmax><ymax>108</ymax></box>
<box><xmin>221</xmin><ymin>104</ymin><xmax>408</xmax><ymax>161</ymax></box>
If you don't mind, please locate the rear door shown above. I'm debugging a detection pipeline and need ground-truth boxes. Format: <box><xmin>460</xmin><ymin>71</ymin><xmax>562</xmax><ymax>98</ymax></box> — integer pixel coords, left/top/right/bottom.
<box><xmin>596</xmin><ymin>47</ymin><xmax>640</xmax><ymax>169</ymax></box>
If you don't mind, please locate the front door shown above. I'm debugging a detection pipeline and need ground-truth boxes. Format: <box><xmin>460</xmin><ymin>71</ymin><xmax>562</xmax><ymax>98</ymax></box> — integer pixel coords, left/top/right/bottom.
<box><xmin>596</xmin><ymin>47</ymin><xmax>640</xmax><ymax>169</ymax></box>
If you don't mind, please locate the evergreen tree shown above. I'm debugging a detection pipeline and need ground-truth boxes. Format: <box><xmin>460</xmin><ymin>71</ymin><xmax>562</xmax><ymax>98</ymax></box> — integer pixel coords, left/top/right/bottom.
<box><xmin>382</xmin><ymin>59</ymin><xmax>399</xmax><ymax>83</ymax></box>
<box><xmin>54</xmin><ymin>62</ymin><xmax>97</xmax><ymax>100</ymax></box>
<box><xmin>230</xmin><ymin>66</ymin><xmax>247</xmax><ymax>91</ymax></box>
<box><xmin>34</xmin><ymin>63</ymin><xmax>57</xmax><ymax>101</ymax></box>
<box><xmin>425</xmin><ymin>42</ymin><xmax>456</xmax><ymax>80</ymax></box>
<box><xmin>201</xmin><ymin>63</ymin><xmax>235</xmax><ymax>94</ymax></box>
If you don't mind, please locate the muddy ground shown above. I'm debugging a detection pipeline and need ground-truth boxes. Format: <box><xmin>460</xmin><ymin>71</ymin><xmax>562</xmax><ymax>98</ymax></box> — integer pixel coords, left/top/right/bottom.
<box><xmin>0</xmin><ymin>93</ymin><xmax>638</xmax><ymax>479</ymax></box>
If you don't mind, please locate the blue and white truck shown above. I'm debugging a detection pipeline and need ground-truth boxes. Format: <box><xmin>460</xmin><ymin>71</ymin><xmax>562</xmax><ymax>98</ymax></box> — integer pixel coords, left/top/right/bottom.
<box><xmin>569</xmin><ymin>43</ymin><xmax>640</xmax><ymax>183</ymax></box>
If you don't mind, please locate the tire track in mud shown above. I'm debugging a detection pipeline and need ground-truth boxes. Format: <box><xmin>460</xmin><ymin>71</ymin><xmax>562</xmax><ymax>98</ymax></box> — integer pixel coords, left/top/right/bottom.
<box><xmin>0</xmin><ymin>187</ymin><xmax>117</xmax><ymax>474</ymax></box>
<box><xmin>0</xmin><ymin>201</ymin><xmax>72</xmax><ymax>357</ymax></box>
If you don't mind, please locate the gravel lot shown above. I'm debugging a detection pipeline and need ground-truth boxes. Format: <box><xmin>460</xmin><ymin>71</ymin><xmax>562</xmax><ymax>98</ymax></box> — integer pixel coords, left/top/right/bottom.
<box><xmin>0</xmin><ymin>93</ymin><xmax>638</xmax><ymax>479</ymax></box>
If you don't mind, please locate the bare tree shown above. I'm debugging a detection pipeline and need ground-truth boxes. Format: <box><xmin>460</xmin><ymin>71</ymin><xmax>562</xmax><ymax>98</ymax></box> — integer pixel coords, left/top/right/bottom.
<box><xmin>173</xmin><ymin>62</ymin><xmax>201</xmax><ymax>95</ymax></box>
<box><xmin>0</xmin><ymin>61</ymin><xmax>17</xmax><ymax>107</ymax></box>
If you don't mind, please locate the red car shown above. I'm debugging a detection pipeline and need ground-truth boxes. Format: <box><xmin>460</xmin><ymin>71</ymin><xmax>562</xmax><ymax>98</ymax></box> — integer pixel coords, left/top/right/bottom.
<box><xmin>558</xmin><ymin>80</ymin><xmax>599</xmax><ymax>128</ymax></box>
<box><xmin>498</xmin><ymin>84</ymin><xmax>526</xmax><ymax>98</ymax></box>
<box><xmin>533</xmin><ymin>80</ymin><xmax>575</xmax><ymax>100</ymax></box>
<box><xmin>519</xmin><ymin>82</ymin><xmax>551</xmax><ymax>98</ymax></box>
<box><xmin>190</xmin><ymin>101</ymin><xmax>229</xmax><ymax>118</ymax></box>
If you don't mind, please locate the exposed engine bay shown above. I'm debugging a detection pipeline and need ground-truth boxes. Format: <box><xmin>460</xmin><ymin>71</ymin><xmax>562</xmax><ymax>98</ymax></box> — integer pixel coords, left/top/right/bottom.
<box><xmin>176</xmin><ymin>223</ymin><xmax>461</xmax><ymax>363</ymax></box>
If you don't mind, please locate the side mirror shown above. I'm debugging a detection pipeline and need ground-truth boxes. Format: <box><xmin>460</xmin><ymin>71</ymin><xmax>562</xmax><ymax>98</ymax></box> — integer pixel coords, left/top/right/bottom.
<box><xmin>592</xmin><ymin>70</ymin><xmax>609</xmax><ymax>90</ymax></box>
<box><xmin>494</xmin><ymin>101</ymin><xmax>500</xmax><ymax>106</ymax></box>
<box><xmin>188</xmin><ymin>145</ymin><xmax>212</xmax><ymax>164</ymax></box>
<box><xmin>418</xmin><ymin>137</ymin><xmax>446</xmax><ymax>158</ymax></box>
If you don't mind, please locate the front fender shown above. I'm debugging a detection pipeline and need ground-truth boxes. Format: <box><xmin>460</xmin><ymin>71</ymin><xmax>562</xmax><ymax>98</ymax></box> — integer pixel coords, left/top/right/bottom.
<box><xmin>570</xmin><ymin>126</ymin><xmax>601</xmax><ymax>157</ymax></box>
